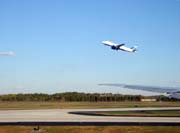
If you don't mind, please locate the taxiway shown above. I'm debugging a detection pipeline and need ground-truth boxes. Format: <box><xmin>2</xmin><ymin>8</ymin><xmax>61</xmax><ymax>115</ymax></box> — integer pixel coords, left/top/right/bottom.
<box><xmin>0</xmin><ymin>107</ymin><xmax>180</xmax><ymax>123</ymax></box>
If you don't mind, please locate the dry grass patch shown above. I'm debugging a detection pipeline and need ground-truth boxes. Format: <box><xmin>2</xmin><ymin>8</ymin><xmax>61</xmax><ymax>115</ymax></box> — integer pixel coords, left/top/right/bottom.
<box><xmin>0</xmin><ymin>126</ymin><xmax>180</xmax><ymax>133</ymax></box>
<box><xmin>0</xmin><ymin>101</ymin><xmax>179</xmax><ymax>110</ymax></box>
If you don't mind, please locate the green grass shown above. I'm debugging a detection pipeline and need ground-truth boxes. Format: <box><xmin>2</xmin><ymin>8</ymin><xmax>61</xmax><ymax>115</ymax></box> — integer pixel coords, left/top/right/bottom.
<box><xmin>0</xmin><ymin>126</ymin><xmax>180</xmax><ymax>133</ymax></box>
<box><xmin>0</xmin><ymin>101</ymin><xmax>179</xmax><ymax>110</ymax></box>
<box><xmin>95</xmin><ymin>110</ymin><xmax>180</xmax><ymax>117</ymax></box>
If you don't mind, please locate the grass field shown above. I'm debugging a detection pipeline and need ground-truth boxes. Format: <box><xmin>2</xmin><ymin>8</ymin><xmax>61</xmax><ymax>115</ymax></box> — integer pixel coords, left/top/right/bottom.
<box><xmin>0</xmin><ymin>101</ymin><xmax>179</xmax><ymax>110</ymax></box>
<box><xmin>0</xmin><ymin>126</ymin><xmax>180</xmax><ymax>133</ymax></box>
<box><xmin>94</xmin><ymin>110</ymin><xmax>180</xmax><ymax>117</ymax></box>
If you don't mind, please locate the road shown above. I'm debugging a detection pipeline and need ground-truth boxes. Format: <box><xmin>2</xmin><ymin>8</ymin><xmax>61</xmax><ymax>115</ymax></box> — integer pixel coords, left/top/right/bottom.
<box><xmin>0</xmin><ymin>107</ymin><xmax>180</xmax><ymax>123</ymax></box>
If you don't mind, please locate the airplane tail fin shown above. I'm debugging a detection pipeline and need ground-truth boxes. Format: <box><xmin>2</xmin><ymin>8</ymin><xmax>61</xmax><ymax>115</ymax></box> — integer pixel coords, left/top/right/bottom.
<box><xmin>131</xmin><ymin>46</ymin><xmax>138</xmax><ymax>52</ymax></box>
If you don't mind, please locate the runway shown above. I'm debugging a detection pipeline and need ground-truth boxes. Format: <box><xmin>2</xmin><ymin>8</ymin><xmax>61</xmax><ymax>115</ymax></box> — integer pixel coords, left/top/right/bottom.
<box><xmin>0</xmin><ymin>107</ymin><xmax>180</xmax><ymax>125</ymax></box>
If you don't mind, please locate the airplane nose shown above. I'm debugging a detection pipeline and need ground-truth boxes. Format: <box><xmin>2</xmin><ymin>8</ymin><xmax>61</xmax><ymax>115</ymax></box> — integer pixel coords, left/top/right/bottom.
<box><xmin>102</xmin><ymin>41</ymin><xmax>105</xmax><ymax>44</ymax></box>
<box><xmin>102</xmin><ymin>41</ymin><xmax>108</xmax><ymax>44</ymax></box>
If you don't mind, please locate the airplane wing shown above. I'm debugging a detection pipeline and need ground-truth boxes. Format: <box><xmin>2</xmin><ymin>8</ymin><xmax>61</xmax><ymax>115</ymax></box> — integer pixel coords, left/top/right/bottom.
<box><xmin>117</xmin><ymin>44</ymin><xmax>125</xmax><ymax>47</ymax></box>
<box><xmin>98</xmin><ymin>84</ymin><xmax>180</xmax><ymax>99</ymax></box>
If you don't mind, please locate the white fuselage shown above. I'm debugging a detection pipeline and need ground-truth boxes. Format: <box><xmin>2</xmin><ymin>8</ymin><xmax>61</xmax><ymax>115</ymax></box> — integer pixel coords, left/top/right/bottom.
<box><xmin>102</xmin><ymin>41</ymin><xmax>136</xmax><ymax>53</ymax></box>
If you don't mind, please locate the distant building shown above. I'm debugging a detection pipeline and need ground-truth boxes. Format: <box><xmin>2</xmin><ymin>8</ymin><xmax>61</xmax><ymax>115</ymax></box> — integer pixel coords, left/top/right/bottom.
<box><xmin>141</xmin><ymin>98</ymin><xmax>157</xmax><ymax>102</ymax></box>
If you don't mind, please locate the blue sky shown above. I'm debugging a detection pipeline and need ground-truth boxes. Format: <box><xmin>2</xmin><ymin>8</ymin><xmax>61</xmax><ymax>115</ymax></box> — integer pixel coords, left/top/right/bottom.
<box><xmin>0</xmin><ymin>0</ymin><xmax>180</xmax><ymax>94</ymax></box>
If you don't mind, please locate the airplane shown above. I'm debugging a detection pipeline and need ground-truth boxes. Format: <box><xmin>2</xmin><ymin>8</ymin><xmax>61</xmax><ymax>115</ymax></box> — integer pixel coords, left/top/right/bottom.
<box><xmin>98</xmin><ymin>83</ymin><xmax>180</xmax><ymax>99</ymax></box>
<box><xmin>102</xmin><ymin>41</ymin><xmax>137</xmax><ymax>53</ymax></box>
<box><xmin>0</xmin><ymin>51</ymin><xmax>15</xmax><ymax>56</ymax></box>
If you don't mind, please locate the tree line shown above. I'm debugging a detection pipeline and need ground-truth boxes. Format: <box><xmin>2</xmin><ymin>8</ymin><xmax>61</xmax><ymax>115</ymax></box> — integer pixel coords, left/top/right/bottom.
<box><xmin>0</xmin><ymin>92</ymin><xmax>178</xmax><ymax>102</ymax></box>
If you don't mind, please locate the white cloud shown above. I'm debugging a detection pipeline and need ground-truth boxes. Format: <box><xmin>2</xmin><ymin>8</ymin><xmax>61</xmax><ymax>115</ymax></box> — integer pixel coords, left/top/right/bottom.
<box><xmin>0</xmin><ymin>51</ymin><xmax>15</xmax><ymax>56</ymax></box>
